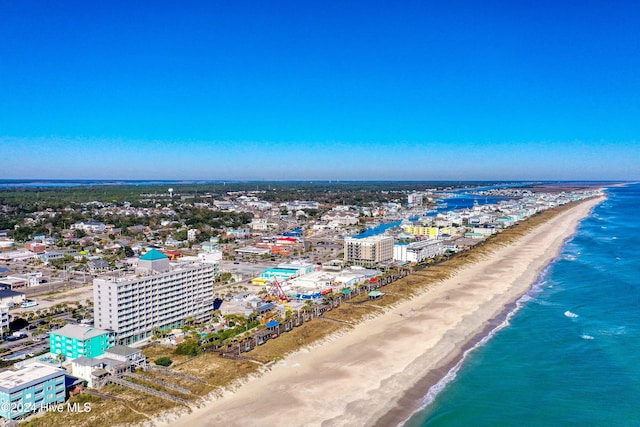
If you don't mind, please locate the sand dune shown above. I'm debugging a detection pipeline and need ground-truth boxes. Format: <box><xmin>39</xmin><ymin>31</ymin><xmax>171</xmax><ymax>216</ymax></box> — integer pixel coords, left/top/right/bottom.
<box><xmin>158</xmin><ymin>197</ymin><xmax>603</xmax><ymax>427</ymax></box>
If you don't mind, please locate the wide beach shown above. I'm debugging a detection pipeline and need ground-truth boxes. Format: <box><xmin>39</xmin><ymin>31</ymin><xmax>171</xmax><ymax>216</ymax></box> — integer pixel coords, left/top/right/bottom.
<box><xmin>161</xmin><ymin>197</ymin><xmax>604</xmax><ymax>427</ymax></box>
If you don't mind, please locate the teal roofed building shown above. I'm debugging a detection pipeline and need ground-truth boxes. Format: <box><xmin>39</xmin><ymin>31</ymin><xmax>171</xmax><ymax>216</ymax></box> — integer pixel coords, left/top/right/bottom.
<box><xmin>49</xmin><ymin>324</ymin><xmax>115</xmax><ymax>360</ymax></box>
<box><xmin>261</xmin><ymin>268</ymin><xmax>299</xmax><ymax>280</ymax></box>
<box><xmin>137</xmin><ymin>249</ymin><xmax>170</xmax><ymax>274</ymax></box>
<box><xmin>140</xmin><ymin>249</ymin><xmax>168</xmax><ymax>261</ymax></box>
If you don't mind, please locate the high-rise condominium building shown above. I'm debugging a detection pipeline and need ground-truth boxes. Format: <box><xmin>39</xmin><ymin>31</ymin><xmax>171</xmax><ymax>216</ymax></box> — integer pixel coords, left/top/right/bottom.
<box><xmin>344</xmin><ymin>235</ymin><xmax>394</xmax><ymax>266</ymax></box>
<box><xmin>93</xmin><ymin>250</ymin><xmax>214</xmax><ymax>345</ymax></box>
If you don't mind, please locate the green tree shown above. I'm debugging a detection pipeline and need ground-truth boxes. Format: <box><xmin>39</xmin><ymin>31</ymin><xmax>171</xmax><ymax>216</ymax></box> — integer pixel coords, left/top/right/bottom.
<box><xmin>175</xmin><ymin>338</ymin><xmax>202</xmax><ymax>357</ymax></box>
<box><xmin>154</xmin><ymin>356</ymin><xmax>173</xmax><ymax>367</ymax></box>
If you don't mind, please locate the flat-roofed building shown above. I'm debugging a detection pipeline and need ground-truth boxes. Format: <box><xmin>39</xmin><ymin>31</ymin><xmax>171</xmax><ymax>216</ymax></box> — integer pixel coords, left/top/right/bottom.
<box><xmin>407</xmin><ymin>192</ymin><xmax>424</xmax><ymax>206</ymax></box>
<box><xmin>0</xmin><ymin>289</ymin><xmax>26</xmax><ymax>308</ymax></box>
<box><xmin>0</xmin><ymin>277</ymin><xmax>26</xmax><ymax>290</ymax></box>
<box><xmin>277</xmin><ymin>262</ymin><xmax>317</xmax><ymax>276</ymax></box>
<box><xmin>0</xmin><ymin>362</ymin><xmax>65</xmax><ymax>419</ymax></box>
<box><xmin>344</xmin><ymin>235</ymin><xmax>394</xmax><ymax>267</ymax></box>
<box><xmin>393</xmin><ymin>239</ymin><xmax>445</xmax><ymax>263</ymax></box>
<box><xmin>261</xmin><ymin>268</ymin><xmax>299</xmax><ymax>280</ymax></box>
<box><xmin>93</xmin><ymin>249</ymin><xmax>215</xmax><ymax>345</ymax></box>
<box><xmin>49</xmin><ymin>324</ymin><xmax>115</xmax><ymax>359</ymax></box>
<box><xmin>71</xmin><ymin>220</ymin><xmax>106</xmax><ymax>233</ymax></box>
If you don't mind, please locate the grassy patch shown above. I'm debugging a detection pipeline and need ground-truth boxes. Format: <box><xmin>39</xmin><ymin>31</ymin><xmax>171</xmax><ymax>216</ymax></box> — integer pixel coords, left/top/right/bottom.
<box><xmin>175</xmin><ymin>353</ymin><xmax>260</xmax><ymax>390</ymax></box>
<box><xmin>246</xmin><ymin>320</ymin><xmax>346</xmax><ymax>363</ymax></box>
<box><xmin>20</xmin><ymin>391</ymin><xmax>147</xmax><ymax>427</ymax></box>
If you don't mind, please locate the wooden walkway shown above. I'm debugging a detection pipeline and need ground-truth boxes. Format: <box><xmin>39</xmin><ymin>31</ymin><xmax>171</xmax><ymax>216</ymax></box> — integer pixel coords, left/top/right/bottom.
<box><xmin>126</xmin><ymin>372</ymin><xmax>192</xmax><ymax>395</ymax></box>
<box><xmin>148</xmin><ymin>365</ymin><xmax>207</xmax><ymax>384</ymax></box>
<box><xmin>107</xmin><ymin>376</ymin><xmax>190</xmax><ymax>405</ymax></box>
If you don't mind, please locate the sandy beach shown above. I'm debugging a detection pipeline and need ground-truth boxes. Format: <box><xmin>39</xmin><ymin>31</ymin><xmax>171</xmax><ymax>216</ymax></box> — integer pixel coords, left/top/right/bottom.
<box><xmin>159</xmin><ymin>197</ymin><xmax>603</xmax><ymax>427</ymax></box>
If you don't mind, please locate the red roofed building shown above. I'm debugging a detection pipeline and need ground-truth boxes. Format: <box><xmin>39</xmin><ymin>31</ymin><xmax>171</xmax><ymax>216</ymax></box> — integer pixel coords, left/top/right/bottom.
<box><xmin>271</xmin><ymin>246</ymin><xmax>291</xmax><ymax>256</ymax></box>
<box><xmin>276</xmin><ymin>237</ymin><xmax>298</xmax><ymax>245</ymax></box>
<box><xmin>161</xmin><ymin>250</ymin><xmax>182</xmax><ymax>260</ymax></box>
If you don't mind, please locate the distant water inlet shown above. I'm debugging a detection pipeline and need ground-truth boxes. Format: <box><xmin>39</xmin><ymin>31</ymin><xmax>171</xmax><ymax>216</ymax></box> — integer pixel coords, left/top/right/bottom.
<box><xmin>353</xmin><ymin>220</ymin><xmax>402</xmax><ymax>238</ymax></box>
<box><xmin>405</xmin><ymin>184</ymin><xmax>640</xmax><ymax>426</ymax></box>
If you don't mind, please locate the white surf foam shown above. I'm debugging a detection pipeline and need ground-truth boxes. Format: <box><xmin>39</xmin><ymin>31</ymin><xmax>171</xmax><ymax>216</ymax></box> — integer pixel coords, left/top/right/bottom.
<box><xmin>399</xmin><ymin>253</ymin><xmax>568</xmax><ymax>425</ymax></box>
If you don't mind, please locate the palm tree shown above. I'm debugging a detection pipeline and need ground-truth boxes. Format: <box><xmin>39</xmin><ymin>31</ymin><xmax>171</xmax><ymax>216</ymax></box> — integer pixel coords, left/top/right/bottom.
<box><xmin>184</xmin><ymin>316</ymin><xmax>198</xmax><ymax>327</ymax></box>
<box><xmin>302</xmin><ymin>300</ymin><xmax>314</xmax><ymax>321</ymax></box>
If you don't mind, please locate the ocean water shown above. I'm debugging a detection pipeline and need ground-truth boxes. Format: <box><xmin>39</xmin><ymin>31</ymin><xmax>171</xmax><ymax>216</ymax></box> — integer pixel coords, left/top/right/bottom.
<box><xmin>405</xmin><ymin>183</ymin><xmax>640</xmax><ymax>427</ymax></box>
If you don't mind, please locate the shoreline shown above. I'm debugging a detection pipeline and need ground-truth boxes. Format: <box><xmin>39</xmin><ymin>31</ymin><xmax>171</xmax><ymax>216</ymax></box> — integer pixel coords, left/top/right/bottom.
<box><xmin>379</xmin><ymin>197</ymin><xmax>604</xmax><ymax>426</ymax></box>
<box><xmin>380</xmin><ymin>293</ymin><xmax>525</xmax><ymax>427</ymax></box>
<box><xmin>384</xmin><ymin>260</ymin><xmax>556</xmax><ymax>427</ymax></box>
<box><xmin>156</xmin><ymin>196</ymin><xmax>604</xmax><ymax>427</ymax></box>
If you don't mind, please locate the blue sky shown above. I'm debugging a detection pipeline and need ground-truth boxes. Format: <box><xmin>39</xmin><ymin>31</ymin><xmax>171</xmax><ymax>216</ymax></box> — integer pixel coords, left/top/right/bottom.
<box><xmin>1</xmin><ymin>1</ymin><xmax>639</xmax><ymax>180</ymax></box>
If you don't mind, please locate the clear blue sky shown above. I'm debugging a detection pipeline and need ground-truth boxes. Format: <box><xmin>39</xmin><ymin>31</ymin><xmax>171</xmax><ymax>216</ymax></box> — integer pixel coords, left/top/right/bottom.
<box><xmin>1</xmin><ymin>1</ymin><xmax>639</xmax><ymax>180</ymax></box>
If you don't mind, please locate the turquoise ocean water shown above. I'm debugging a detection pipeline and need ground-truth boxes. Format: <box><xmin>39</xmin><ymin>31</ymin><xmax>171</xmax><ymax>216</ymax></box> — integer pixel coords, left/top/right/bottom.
<box><xmin>405</xmin><ymin>184</ymin><xmax>640</xmax><ymax>426</ymax></box>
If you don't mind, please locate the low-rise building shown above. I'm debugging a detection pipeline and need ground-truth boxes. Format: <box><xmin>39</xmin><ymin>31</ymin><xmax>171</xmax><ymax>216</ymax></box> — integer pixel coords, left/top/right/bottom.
<box><xmin>277</xmin><ymin>262</ymin><xmax>317</xmax><ymax>276</ymax></box>
<box><xmin>471</xmin><ymin>227</ymin><xmax>496</xmax><ymax>237</ymax></box>
<box><xmin>200</xmin><ymin>240</ymin><xmax>220</xmax><ymax>253</ymax></box>
<box><xmin>0</xmin><ymin>277</ymin><xmax>27</xmax><ymax>290</ymax></box>
<box><xmin>25</xmin><ymin>241</ymin><xmax>46</xmax><ymax>253</ymax></box>
<box><xmin>71</xmin><ymin>357</ymin><xmax>129</xmax><ymax>389</ymax></box>
<box><xmin>0</xmin><ymin>239</ymin><xmax>14</xmax><ymax>252</ymax></box>
<box><xmin>49</xmin><ymin>324</ymin><xmax>115</xmax><ymax>359</ymax></box>
<box><xmin>402</xmin><ymin>225</ymin><xmax>454</xmax><ymax>239</ymax></box>
<box><xmin>0</xmin><ymin>251</ymin><xmax>38</xmax><ymax>262</ymax></box>
<box><xmin>70</xmin><ymin>357</ymin><xmax>104</xmax><ymax>388</ymax></box>
<box><xmin>393</xmin><ymin>239</ymin><xmax>445</xmax><ymax>263</ymax></box>
<box><xmin>0</xmin><ymin>289</ymin><xmax>26</xmax><ymax>307</ymax></box>
<box><xmin>321</xmin><ymin>211</ymin><xmax>359</xmax><ymax>226</ymax></box>
<box><xmin>235</xmin><ymin>246</ymin><xmax>270</xmax><ymax>256</ymax></box>
<box><xmin>87</xmin><ymin>259</ymin><xmax>110</xmax><ymax>274</ymax></box>
<box><xmin>250</xmin><ymin>218</ymin><xmax>270</xmax><ymax>231</ymax></box>
<box><xmin>0</xmin><ymin>362</ymin><xmax>66</xmax><ymax>420</ymax></box>
<box><xmin>71</xmin><ymin>220</ymin><xmax>106</xmax><ymax>233</ymax></box>
<box><xmin>104</xmin><ymin>345</ymin><xmax>146</xmax><ymax>369</ymax></box>
<box><xmin>261</xmin><ymin>268</ymin><xmax>299</xmax><ymax>281</ymax></box>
